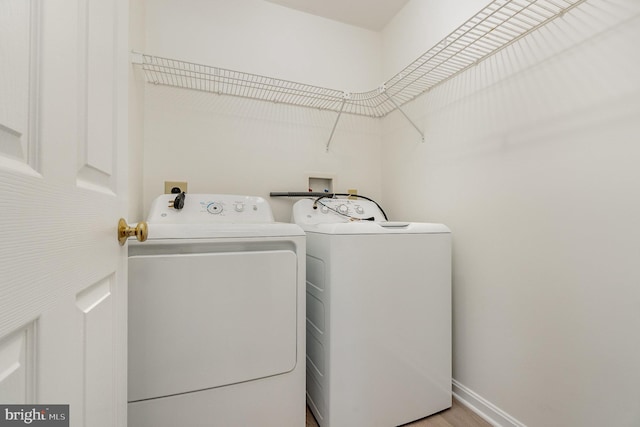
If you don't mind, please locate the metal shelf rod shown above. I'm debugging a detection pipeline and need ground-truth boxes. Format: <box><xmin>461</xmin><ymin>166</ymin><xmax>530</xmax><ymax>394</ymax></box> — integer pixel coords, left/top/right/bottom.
<box><xmin>384</xmin><ymin>93</ymin><xmax>424</xmax><ymax>143</ymax></box>
<box><xmin>326</xmin><ymin>98</ymin><xmax>347</xmax><ymax>152</ymax></box>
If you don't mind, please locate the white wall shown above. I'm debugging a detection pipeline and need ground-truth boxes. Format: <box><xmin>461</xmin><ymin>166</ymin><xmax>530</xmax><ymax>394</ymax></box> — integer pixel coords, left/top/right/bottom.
<box><xmin>144</xmin><ymin>0</ymin><xmax>382</xmax><ymax>92</ymax></box>
<box><xmin>142</xmin><ymin>85</ymin><xmax>381</xmax><ymax>221</ymax></box>
<box><xmin>381</xmin><ymin>0</ymin><xmax>486</xmax><ymax>79</ymax></box>
<box><xmin>141</xmin><ymin>0</ymin><xmax>383</xmax><ymax>221</ymax></box>
<box><xmin>381</xmin><ymin>0</ymin><xmax>640</xmax><ymax>425</ymax></box>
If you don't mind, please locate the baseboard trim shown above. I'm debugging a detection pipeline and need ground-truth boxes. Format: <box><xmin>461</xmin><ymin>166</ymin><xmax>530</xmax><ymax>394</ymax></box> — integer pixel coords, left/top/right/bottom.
<box><xmin>452</xmin><ymin>379</ymin><xmax>527</xmax><ymax>427</ymax></box>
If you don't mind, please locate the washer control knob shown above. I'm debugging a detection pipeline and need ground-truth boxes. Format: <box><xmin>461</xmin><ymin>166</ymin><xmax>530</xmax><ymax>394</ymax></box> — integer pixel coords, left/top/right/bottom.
<box><xmin>207</xmin><ymin>202</ymin><xmax>223</xmax><ymax>214</ymax></box>
<box><xmin>337</xmin><ymin>204</ymin><xmax>349</xmax><ymax>215</ymax></box>
<box><xmin>355</xmin><ymin>206</ymin><xmax>365</xmax><ymax>214</ymax></box>
<box><xmin>320</xmin><ymin>206</ymin><xmax>329</xmax><ymax>214</ymax></box>
<box><xmin>235</xmin><ymin>203</ymin><xmax>245</xmax><ymax>212</ymax></box>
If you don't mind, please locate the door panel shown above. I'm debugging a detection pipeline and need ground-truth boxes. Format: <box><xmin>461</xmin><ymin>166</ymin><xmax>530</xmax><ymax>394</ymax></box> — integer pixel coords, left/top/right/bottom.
<box><xmin>0</xmin><ymin>0</ymin><xmax>128</xmax><ymax>425</ymax></box>
<box><xmin>0</xmin><ymin>323</ymin><xmax>36</xmax><ymax>404</ymax></box>
<box><xmin>78</xmin><ymin>0</ymin><xmax>117</xmax><ymax>192</ymax></box>
<box><xmin>128</xmin><ymin>251</ymin><xmax>298</xmax><ymax>402</ymax></box>
<box><xmin>78</xmin><ymin>275</ymin><xmax>114</xmax><ymax>427</ymax></box>
<box><xmin>0</xmin><ymin>0</ymin><xmax>39</xmax><ymax>173</ymax></box>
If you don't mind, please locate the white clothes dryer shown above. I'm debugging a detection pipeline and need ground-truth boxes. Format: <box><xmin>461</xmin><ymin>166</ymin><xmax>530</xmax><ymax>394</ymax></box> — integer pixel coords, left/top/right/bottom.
<box><xmin>292</xmin><ymin>196</ymin><xmax>451</xmax><ymax>427</ymax></box>
<box><xmin>128</xmin><ymin>194</ymin><xmax>305</xmax><ymax>427</ymax></box>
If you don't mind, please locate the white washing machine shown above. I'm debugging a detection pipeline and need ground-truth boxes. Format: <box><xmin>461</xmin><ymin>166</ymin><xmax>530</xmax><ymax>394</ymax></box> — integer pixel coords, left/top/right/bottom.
<box><xmin>292</xmin><ymin>197</ymin><xmax>451</xmax><ymax>427</ymax></box>
<box><xmin>127</xmin><ymin>194</ymin><xmax>305</xmax><ymax>427</ymax></box>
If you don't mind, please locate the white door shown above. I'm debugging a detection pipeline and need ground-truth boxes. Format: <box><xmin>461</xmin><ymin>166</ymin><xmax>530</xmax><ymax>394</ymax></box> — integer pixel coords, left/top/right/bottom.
<box><xmin>0</xmin><ymin>0</ymin><xmax>128</xmax><ymax>426</ymax></box>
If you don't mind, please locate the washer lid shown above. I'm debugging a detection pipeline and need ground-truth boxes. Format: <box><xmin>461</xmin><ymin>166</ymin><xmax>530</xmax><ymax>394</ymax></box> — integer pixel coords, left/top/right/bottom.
<box><xmin>300</xmin><ymin>221</ymin><xmax>450</xmax><ymax>235</ymax></box>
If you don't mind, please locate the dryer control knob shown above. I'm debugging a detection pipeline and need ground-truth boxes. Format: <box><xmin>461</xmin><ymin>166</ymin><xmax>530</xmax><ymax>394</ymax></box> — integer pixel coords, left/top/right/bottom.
<box><xmin>355</xmin><ymin>206</ymin><xmax>365</xmax><ymax>214</ymax></box>
<box><xmin>235</xmin><ymin>203</ymin><xmax>245</xmax><ymax>212</ymax></box>
<box><xmin>320</xmin><ymin>206</ymin><xmax>329</xmax><ymax>214</ymax></box>
<box><xmin>207</xmin><ymin>202</ymin><xmax>223</xmax><ymax>214</ymax></box>
<box><xmin>337</xmin><ymin>204</ymin><xmax>349</xmax><ymax>215</ymax></box>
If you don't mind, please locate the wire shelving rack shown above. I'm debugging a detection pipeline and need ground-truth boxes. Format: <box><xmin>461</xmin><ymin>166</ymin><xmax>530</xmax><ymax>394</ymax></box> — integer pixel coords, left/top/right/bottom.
<box><xmin>134</xmin><ymin>0</ymin><xmax>586</xmax><ymax>147</ymax></box>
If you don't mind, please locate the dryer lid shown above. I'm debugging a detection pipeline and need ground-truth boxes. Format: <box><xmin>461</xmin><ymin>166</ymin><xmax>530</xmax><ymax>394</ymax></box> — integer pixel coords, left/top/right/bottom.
<box><xmin>142</xmin><ymin>222</ymin><xmax>305</xmax><ymax>240</ymax></box>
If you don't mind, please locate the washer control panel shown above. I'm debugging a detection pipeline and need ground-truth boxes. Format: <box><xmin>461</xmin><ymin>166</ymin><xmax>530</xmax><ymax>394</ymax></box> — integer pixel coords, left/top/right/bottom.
<box><xmin>147</xmin><ymin>194</ymin><xmax>275</xmax><ymax>224</ymax></box>
<box><xmin>291</xmin><ymin>198</ymin><xmax>385</xmax><ymax>224</ymax></box>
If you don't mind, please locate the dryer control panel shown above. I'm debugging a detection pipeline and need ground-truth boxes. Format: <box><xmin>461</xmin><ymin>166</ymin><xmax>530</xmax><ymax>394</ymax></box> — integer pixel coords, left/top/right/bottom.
<box><xmin>147</xmin><ymin>194</ymin><xmax>275</xmax><ymax>224</ymax></box>
<box><xmin>292</xmin><ymin>198</ymin><xmax>386</xmax><ymax>225</ymax></box>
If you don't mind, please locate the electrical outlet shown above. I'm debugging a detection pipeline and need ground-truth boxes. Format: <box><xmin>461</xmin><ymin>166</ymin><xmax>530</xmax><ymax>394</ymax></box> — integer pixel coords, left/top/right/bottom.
<box><xmin>164</xmin><ymin>181</ymin><xmax>188</xmax><ymax>194</ymax></box>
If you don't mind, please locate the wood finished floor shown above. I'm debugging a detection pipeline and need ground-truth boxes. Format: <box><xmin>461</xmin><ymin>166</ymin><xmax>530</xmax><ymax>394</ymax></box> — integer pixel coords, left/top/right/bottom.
<box><xmin>305</xmin><ymin>398</ymin><xmax>492</xmax><ymax>427</ymax></box>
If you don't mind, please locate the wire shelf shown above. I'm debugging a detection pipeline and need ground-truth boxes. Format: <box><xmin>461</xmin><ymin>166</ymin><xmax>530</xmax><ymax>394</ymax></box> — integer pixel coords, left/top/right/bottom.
<box><xmin>137</xmin><ymin>0</ymin><xmax>586</xmax><ymax>118</ymax></box>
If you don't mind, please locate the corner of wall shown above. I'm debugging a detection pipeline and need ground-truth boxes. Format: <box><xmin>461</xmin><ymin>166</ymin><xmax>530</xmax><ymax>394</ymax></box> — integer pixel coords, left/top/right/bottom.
<box><xmin>453</xmin><ymin>380</ymin><xmax>527</xmax><ymax>427</ymax></box>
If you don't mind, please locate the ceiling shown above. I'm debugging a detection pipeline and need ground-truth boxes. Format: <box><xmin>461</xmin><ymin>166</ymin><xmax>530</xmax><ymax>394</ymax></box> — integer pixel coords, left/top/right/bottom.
<box><xmin>263</xmin><ymin>0</ymin><xmax>410</xmax><ymax>31</ymax></box>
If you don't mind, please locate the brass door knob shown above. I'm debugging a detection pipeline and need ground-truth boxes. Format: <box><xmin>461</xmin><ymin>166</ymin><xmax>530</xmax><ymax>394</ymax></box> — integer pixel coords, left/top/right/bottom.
<box><xmin>118</xmin><ymin>218</ymin><xmax>148</xmax><ymax>246</ymax></box>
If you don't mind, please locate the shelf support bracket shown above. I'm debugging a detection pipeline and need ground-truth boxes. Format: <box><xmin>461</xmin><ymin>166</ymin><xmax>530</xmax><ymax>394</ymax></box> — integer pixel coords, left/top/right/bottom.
<box><xmin>326</xmin><ymin>93</ymin><xmax>350</xmax><ymax>152</ymax></box>
<box><xmin>130</xmin><ymin>50</ymin><xmax>144</xmax><ymax>65</ymax></box>
<box><xmin>383</xmin><ymin>91</ymin><xmax>424</xmax><ymax>143</ymax></box>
